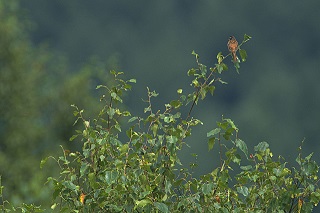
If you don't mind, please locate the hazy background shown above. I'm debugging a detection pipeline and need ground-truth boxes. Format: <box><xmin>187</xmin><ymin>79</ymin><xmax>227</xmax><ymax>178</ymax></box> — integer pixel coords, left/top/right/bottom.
<box><xmin>1</xmin><ymin>0</ymin><xmax>320</xmax><ymax>207</ymax></box>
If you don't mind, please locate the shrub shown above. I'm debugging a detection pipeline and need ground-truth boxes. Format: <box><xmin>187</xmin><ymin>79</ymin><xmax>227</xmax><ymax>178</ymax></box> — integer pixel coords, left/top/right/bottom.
<box><xmin>43</xmin><ymin>34</ymin><xmax>320</xmax><ymax>212</ymax></box>
<box><xmin>2</xmin><ymin>34</ymin><xmax>319</xmax><ymax>212</ymax></box>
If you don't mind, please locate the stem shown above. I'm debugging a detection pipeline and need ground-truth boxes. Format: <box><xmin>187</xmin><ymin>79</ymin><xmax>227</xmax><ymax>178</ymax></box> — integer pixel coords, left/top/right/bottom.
<box><xmin>186</xmin><ymin>66</ymin><xmax>217</xmax><ymax>120</ymax></box>
<box><xmin>107</xmin><ymin>97</ymin><xmax>113</xmax><ymax>130</ymax></box>
<box><xmin>186</xmin><ymin>87</ymin><xmax>200</xmax><ymax>120</ymax></box>
<box><xmin>218</xmin><ymin>132</ymin><xmax>223</xmax><ymax>167</ymax></box>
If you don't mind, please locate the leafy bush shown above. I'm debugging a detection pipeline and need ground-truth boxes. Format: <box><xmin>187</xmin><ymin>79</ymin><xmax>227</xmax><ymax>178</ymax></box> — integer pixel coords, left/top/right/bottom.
<box><xmin>41</xmin><ymin>34</ymin><xmax>320</xmax><ymax>212</ymax></box>
<box><xmin>2</xmin><ymin>34</ymin><xmax>320</xmax><ymax>212</ymax></box>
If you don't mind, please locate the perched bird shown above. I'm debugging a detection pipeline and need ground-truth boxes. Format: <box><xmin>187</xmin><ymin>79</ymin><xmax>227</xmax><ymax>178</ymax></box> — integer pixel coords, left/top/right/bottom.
<box><xmin>227</xmin><ymin>36</ymin><xmax>238</xmax><ymax>62</ymax></box>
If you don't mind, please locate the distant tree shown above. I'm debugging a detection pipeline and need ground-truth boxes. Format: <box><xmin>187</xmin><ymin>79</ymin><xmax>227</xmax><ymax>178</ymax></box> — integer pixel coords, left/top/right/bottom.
<box><xmin>0</xmin><ymin>0</ymin><xmax>116</xmax><ymax>206</ymax></box>
<box><xmin>0</xmin><ymin>0</ymin><xmax>51</xmax><ymax>204</ymax></box>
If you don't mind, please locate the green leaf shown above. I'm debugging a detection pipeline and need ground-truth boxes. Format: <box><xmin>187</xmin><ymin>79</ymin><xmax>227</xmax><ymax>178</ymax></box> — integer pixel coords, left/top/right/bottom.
<box><xmin>135</xmin><ymin>199</ymin><xmax>152</xmax><ymax>208</ymax></box>
<box><xmin>122</xmin><ymin>110</ymin><xmax>131</xmax><ymax>117</ymax></box>
<box><xmin>105</xmin><ymin>171</ymin><xmax>118</xmax><ymax>184</ymax></box>
<box><xmin>208</xmin><ymin>85</ymin><xmax>215</xmax><ymax>95</ymax></box>
<box><xmin>165</xmin><ymin>180</ymin><xmax>172</xmax><ymax>194</ymax></box>
<box><xmin>301</xmin><ymin>161</ymin><xmax>318</xmax><ymax>176</ymax></box>
<box><xmin>187</xmin><ymin>68</ymin><xmax>197</xmax><ymax>76</ymax></box>
<box><xmin>216</xmin><ymin>63</ymin><xmax>228</xmax><ymax>74</ymax></box>
<box><xmin>144</xmin><ymin>106</ymin><xmax>151</xmax><ymax>113</ymax></box>
<box><xmin>199</xmin><ymin>87</ymin><xmax>206</xmax><ymax>100</ymax></box>
<box><xmin>243</xmin><ymin>34</ymin><xmax>252</xmax><ymax>42</ymax></box>
<box><xmin>114</xmin><ymin>123</ymin><xmax>122</xmax><ymax>132</ymax></box>
<box><xmin>237</xmin><ymin>186</ymin><xmax>249</xmax><ymax>197</ymax></box>
<box><xmin>107</xmin><ymin>107</ymin><xmax>116</xmax><ymax>118</ymax></box>
<box><xmin>100</xmin><ymin>155</ymin><xmax>105</xmax><ymax>161</ymax></box>
<box><xmin>192</xmin><ymin>79</ymin><xmax>200</xmax><ymax>87</ymax></box>
<box><xmin>177</xmin><ymin>88</ymin><xmax>183</xmax><ymax>94</ymax></box>
<box><xmin>305</xmin><ymin>153</ymin><xmax>314</xmax><ymax>161</ymax></box>
<box><xmin>148</xmin><ymin>88</ymin><xmax>159</xmax><ymax>97</ymax></box>
<box><xmin>208</xmin><ymin>137</ymin><xmax>215</xmax><ymax>151</ymax></box>
<box><xmin>88</xmin><ymin>173</ymin><xmax>96</xmax><ymax>188</ymax></box>
<box><xmin>20</xmin><ymin>204</ymin><xmax>44</xmax><ymax>212</ymax></box>
<box><xmin>218</xmin><ymin>79</ymin><xmax>228</xmax><ymax>84</ymax></box>
<box><xmin>216</xmin><ymin>52</ymin><xmax>223</xmax><ymax>64</ymax></box>
<box><xmin>189</xmin><ymin>118</ymin><xmax>203</xmax><ymax>126</ymax></box>
<box><xmin>216</xmin><ymin>64</ymin><xmax>224</xmax><ymax>74</ymax></box>
<box><xmin>224</xmin><ymin>119</ymin><xmax>238</xmax><ymax>130</ymax></box>
<box><xmin>310</xmin><ymin>190</ymin><xmax>320</xmax><ymax>204</ymax></box>
<box><xmin>111</xmin><ymin>92</ymin><xmax>122</xmax><ymax>102</ymax></box>
<box><xmin>128</xmin><ymin>116</ymin><xmax>138</xmax><ymax>123</ymax></box>
<box><xmin>51</xmin><ymin>203</ymin><xmax>57</xmax><ymax>210</ymax></box>
<box><xmin>239</xmin><ymin>49</ymin><xmax>247</xmax><ymax>62</ymax></box>
<box><xmin>221</xmin><ymin>63</ymin><xmax>228</xmax><ymax>71</ymax></box>
<box><xmin>96</xmin><ymin>138</ymin><xmax>106</xmax><ymax>145</ymax></box>
<box><xmin>170</xmin><ymin>100</ymin><xmax>181</xmax><ymax>108</ymax></box>
<box><xmin>240</xmin><ymin>165</ymin><xmax>252</xmax><ymax>171</ymax></box>
<box><xmin>69</xmin><ymin>134</ymin><xmax>78</xmax><ymax>141</ymax></box>
<box><xmin>164</xmin><ymin>116</ymin><xmax>170</xmax><ymax>123</ymax></box>
<box><xmin>40</xmin><ymin>157</ymin><xmax>48</xmax><ymax>169</ymax></box>
<box><xmin>162</xmin><ymin>194</ymin><xmax>168</xmax><ymax>202</ymax></box>
<box><xmin>235</xmin><ymin>139</ymin><xmax>248</xmax><ymax>158</ymax></box>
<box><xmin>151</xmin><ymin>124</ymin><xmax>158</xmax><ymax>137</ymax></box>
<box><xmin>192</xmin><ymin>50</ymin><xmax>199</xmax><ymax>59</ymax></box>
<box><xmin>254</xmin><ymin>141</ymin><xmax>269</xmax><ymax>152</ymax></box>
<box><xmin>120</xmin><ymin>144</ymin><xmax>129</xmax><ymax>154</ymax></box>
<box><xmin>269</xmin><ymin>175</ymin><xmax>276</xmax><ymax>181</ymax></box>
<box><xmin>128</xmin><ymin>78</ymin><xmax>136</xmax><ymax>83</ymax></box>
<box><xmin>234</xmin><ymin>61</ymin><xmax>240</xmax><ymax>74</ymax></box>
<box><xmin>63</xmin><ymin>181</ymin><xmax>78</xmax><ymax>191</ymax></box>
<box><xmin>80</xmin><ymin>163</ymin><xmax>89</xmax><ymax>177</ymax></box>
<box><xmin>199</xmin><ymin>64</ymin><xmax>207</xmax><ymax>75</ymax></box>
<box><xmin>232</xmin><ymin>153</ymin><xmax>241</xmax><ymax>165</ymax></box>
<box><xmin>207</xmin><ymin>128</ymin><xmax>220</xmax><ymax>137</ymax></box>
<box><xmin>154</xmin><ymin>202</ymin><xmax>169</xmax><ymax>213</ymax></box>
<box><xmin>273</xmin><ymin>167</ymin><xmax>282</xmax><ymax>177</ymax></box>
<box><xmin>173</xmin><ymin>112</ymin><xmax>181</xmax><ymax>119</ymax></box>
<box><xmin>73</xmin><ymin>110</ymin><xmax>79</xmax><ymax>116</ymax></box>
<box><xmin>223</xmin><ymin>128</ymin><xmax>233</xmax><ymax>140</ymax></box>
<box><xmin>124</xmin><ymin>83</ymin><xmax>132</xmax><ymax>90</ymax></box>
<box><xmin>96</xmin><ymin>85</ymin><xmax>106</xmax><ymax>89</ymax></box>
<box><xmin>296</xmin><ymin>155</ymin><xmax>301</xmax><ymax>165</ymax></box>
<box><xmin>202</xmin><ymin>183</ymin><xmax>214</xmax><ymax>195</ymax></box>
<box><xmin>167</xmin><ymin>136</ymin><xmax>178</xmax><ymax>144</ymax></box>
<box><xmin>191</xmin><ymin>153</ymin><xmax>198</xmax><ymax>158</ymax></box>
<box><xmin>110</xmin><ymin>137</ymin><xmax>122</xmax><ymax>146</ymax></box>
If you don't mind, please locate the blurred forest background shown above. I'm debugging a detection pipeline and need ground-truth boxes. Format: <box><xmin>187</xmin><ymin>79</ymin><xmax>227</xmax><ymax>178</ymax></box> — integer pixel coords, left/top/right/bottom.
<box><xmin>1</xmin><ymin>0</ymin><xmax>320</xmax><ymax>208</ymax></box>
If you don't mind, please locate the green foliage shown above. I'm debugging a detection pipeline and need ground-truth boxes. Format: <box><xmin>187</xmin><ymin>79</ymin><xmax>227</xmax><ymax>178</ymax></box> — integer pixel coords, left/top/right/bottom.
<box><xmin>0</xmin><ymin>0</ymin><xmax>52</xmax><ymax>205</ymax></box>
<box><xmin>0</xmin><ymin>177</ymin><xmax>44</xmax><ymax>212</ymax></box>
<box><xmin>0</xmin><ymin>0</ymin><xmax>117</xmax><ymax>205</ymax></box>
<box><xmin>1</xmin><ymin>1</ymin><xmax>319</xmax><ymax>212</ymax></box>
<box><xmin>40</xmin><ymin>35</ymin><xmax>320</xmax><ymax>212</ymax></box>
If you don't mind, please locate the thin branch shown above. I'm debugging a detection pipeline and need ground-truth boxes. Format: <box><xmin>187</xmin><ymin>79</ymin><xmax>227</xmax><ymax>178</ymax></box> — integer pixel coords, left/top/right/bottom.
<box><xmin>218</xmin><ymin>132</ymin><xmax>223</xmax><ymax>167</ymax></box>
<box><xmin>186</xmin><ymin>66</ymin><xmax>217</xmax><ymax>120</ymax></box>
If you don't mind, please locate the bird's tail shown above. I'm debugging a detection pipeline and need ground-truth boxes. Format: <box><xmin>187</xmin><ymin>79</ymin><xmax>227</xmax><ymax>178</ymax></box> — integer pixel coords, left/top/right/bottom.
<box><xmin>232</xmin><ymin>52</ymin><xmax>237</xmax><ymax>62</ymax></box>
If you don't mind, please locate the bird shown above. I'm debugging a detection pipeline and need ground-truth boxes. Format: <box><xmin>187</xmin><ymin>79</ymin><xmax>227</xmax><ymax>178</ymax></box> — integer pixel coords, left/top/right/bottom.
<box><xmin>227</xmin><ymin>36</ymin><xmax>238</xmax><ymax>62</ymax></box>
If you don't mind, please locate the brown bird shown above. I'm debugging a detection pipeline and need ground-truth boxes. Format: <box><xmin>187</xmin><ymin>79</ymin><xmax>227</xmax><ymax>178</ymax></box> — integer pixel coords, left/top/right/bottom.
<box><xmin>227</xmin><ymin>36</ymin><xmax>238</xmax><ymax>62</ymax></box>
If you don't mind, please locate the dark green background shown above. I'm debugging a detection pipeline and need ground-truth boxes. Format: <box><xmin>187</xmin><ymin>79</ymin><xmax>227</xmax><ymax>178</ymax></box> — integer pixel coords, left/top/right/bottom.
<box><xmin>1</xmin><ymin>0</ymin><xmax>320</xmax><ymax>207</ymax></box>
